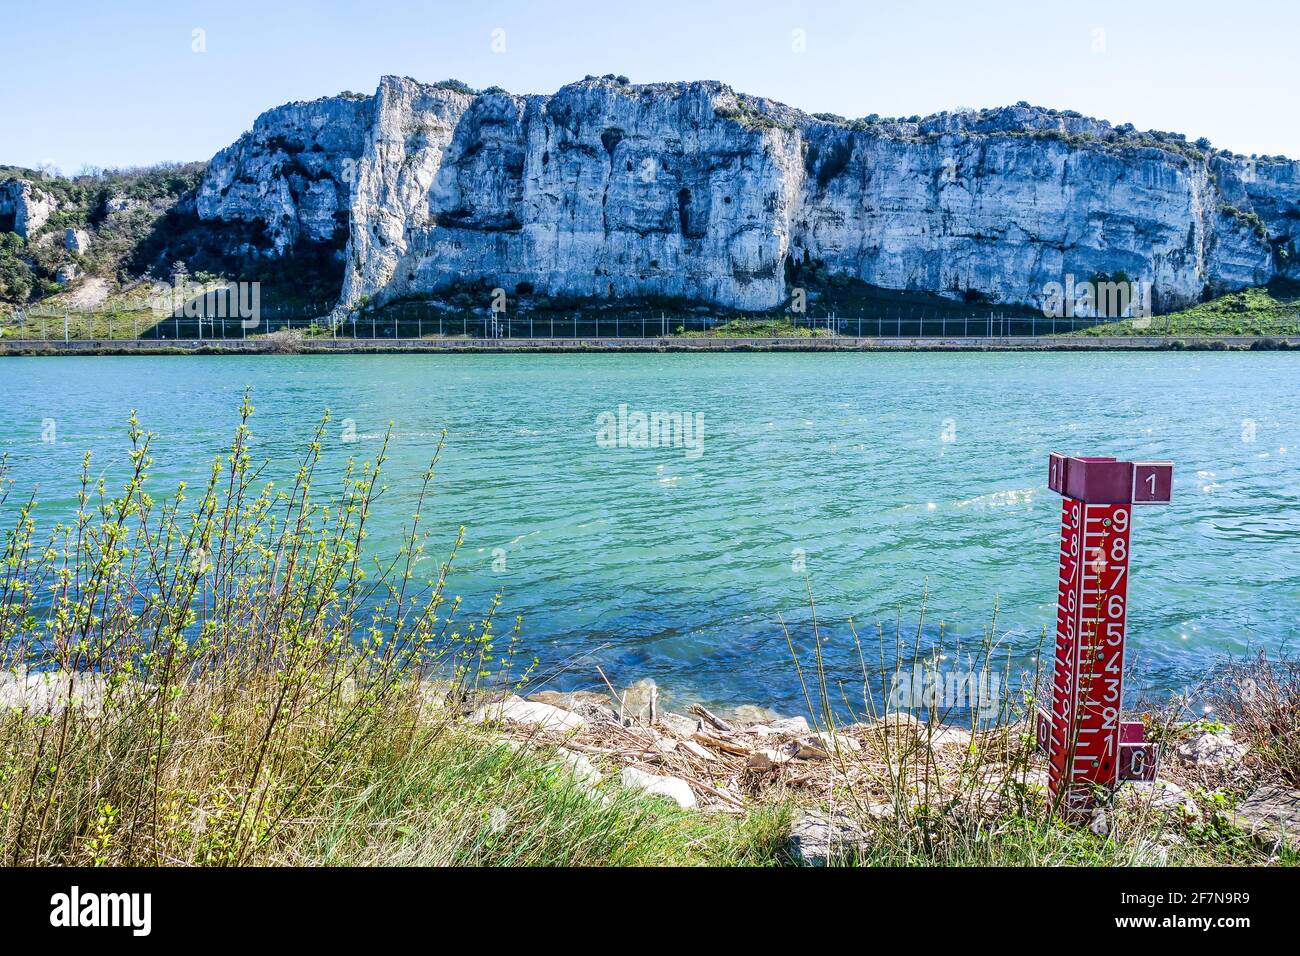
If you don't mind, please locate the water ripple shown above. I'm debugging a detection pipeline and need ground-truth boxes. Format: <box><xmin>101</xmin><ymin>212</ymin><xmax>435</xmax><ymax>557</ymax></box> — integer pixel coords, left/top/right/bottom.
<box><xmin>3</xmin><ymin>351</ymin><xmax>1298</xmax><ymax>713</ymax></box>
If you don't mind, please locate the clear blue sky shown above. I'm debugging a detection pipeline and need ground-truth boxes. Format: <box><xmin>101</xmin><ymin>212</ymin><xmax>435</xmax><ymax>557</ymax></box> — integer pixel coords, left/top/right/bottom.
<box><xmin>3</xmin><ymin>0</ymin><xmax>1296</xmax><ymax>172</ymax></box>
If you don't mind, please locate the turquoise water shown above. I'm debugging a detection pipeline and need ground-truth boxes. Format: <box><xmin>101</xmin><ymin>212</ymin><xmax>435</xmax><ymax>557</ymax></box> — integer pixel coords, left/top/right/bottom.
<box><xmin>2</xmin><ymin>353</ymin><xmax>1298</xmax><ymax>713</ymax></box>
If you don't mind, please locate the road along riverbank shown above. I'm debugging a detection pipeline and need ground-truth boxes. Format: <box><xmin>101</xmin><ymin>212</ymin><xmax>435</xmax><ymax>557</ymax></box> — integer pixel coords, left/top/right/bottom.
<box><xmin>3</xmin><ymin>334</ymin><xmax>1299</xmax><ymax>355</ymax></box>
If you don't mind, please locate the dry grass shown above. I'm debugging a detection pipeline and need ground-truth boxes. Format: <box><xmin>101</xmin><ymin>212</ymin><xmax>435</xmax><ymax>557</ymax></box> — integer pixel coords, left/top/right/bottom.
<box><xmin>1205</xmin><ymin>652</ymin><xmax>1300</xmax><ymax>786</ymax></box>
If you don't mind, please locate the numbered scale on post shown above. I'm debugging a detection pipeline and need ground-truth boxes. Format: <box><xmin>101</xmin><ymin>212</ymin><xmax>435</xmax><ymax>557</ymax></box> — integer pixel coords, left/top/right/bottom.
<box><xmin>1036</xmin><ymin>454</ymin><xmax>1173</xmax><ymax>812</ymax></box>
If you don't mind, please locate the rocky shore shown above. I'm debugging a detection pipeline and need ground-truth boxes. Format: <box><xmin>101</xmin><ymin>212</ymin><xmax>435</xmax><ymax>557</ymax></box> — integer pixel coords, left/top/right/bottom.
<box><xmin>456</xmin><ymin>678</ymin><xmax>1298</xmax><ymax>865</ymax></box>
<box><xmin>4</xmin><ymin>668</ymin><xmax>1296</xmax><ymax>865</ymax></box>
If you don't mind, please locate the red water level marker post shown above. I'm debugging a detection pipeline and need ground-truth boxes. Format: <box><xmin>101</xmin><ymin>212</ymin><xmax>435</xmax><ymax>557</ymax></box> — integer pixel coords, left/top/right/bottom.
<box><xmin>1036</xmin><ymin>454</ymin><xmax>1173</xmax><ymax>814</ymax></box>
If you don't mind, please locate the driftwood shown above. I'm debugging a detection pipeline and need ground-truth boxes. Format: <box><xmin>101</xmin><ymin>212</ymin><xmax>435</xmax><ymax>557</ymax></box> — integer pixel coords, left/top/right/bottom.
<box><xmin>487</xmin><ymin>686</ymin><xmax>1047</xmax><ymax>816</ymax></box>
<box><xmin>689</xmin><ymin>703</ymin><xmax>733</xmax><ymax>732</ymax></box>
<box><xmin>692</xmin><ymin>731</ymin><xmax>749</xmax><ymax>756</ymax></box>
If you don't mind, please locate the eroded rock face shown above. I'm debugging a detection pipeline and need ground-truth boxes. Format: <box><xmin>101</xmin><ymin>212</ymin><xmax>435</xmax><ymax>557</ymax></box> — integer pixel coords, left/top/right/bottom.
<box><xmin>0</xmin><ymin>179</ymin><xmax>57</xmax><ymax>237</ymax></box>
<box><xmin>197</xmin><ymin>93</ymin><xmax>374</xmax><ymax>254</ymax></box>
<box><xmin>194</xmin><ymin>77</ymin><xmax>1300</xmax><ymax>313</ymax></box>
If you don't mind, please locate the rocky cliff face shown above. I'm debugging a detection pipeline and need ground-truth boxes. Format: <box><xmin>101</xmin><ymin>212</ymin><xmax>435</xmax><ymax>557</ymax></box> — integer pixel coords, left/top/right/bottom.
<box><xmin>0</xmin><ymin>178</ymin><xmax>57</xmax><ymax>238</ymax></box>
<box><xmin>196</xmin><ymin>76</ymin><xmax>1300</xmax><ymax>313</ymax></box>
<box><xmin>197</xmin><ymin>93</ymin><xmax>373</xmax><ymax>254</ymax></box>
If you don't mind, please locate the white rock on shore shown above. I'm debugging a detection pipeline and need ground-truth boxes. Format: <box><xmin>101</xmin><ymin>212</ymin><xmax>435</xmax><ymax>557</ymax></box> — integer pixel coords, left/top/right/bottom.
<box><xmin>556</xmin><ymin>748</ymin><xmax>602</xmax><ymax>785</ymax></box>
<box><xmin>618</xmin><ymin>678</ymin><xmax>659</xmax><ymax>720</ymax></box>
<box><xmin>657</xmin><ymin>711</ymin><xmax>702</xmax><ymax>737</ymax></box>
<box><xmin>767</xmin><ymin>716</ymin><xmax>810</xmax><ymax>734</ymax></box>
<box><xmin>929</xmin><ymin>726</ymin><xmax>975</xmax><ymax>750</ymax></box>
<box><xmin>1175</xmin><ymin>730</ymin><xmax>1248</xmax><ymax>769</ymax></box>
<box><xmin>619</xmin><ymin>766</ymin><xmax>697</xmax><ymax>809</ymax></box>
<box><xmin>469</xmin><ymin>695</ymin><xmax>587</xmax><ymax>733</ymax></box>
<box><xmin>527</xmin><ymin>689</ymin><xmax>617</xmax><ymax>721</ymax></box>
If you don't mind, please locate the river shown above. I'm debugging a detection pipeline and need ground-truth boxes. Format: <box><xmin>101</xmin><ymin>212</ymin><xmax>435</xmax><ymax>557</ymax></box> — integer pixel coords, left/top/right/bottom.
<box><xmin>2</xmin><ymin>352</ymin><xmax>1296</xmax><ymax>715</ymax></box>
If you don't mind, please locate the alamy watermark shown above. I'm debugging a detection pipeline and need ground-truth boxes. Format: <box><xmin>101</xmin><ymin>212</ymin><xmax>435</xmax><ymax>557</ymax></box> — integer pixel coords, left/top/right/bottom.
<box><xmin>888</xmin><ymin>665</ymin><xmax>1003</xmax><ymax>720</ymax></box>
<box><xmin>50</xmin><ymin>886</ymin><xmax>151</xmax><ymax>936</ymax></box>
<box><xmin>1041</xmin><ymin>274</ymin><xmax>1152</xmax><ymax>324</ymax></box>
<box><xmin>149</xmin><ymin>277</ymin><xmax>261</xmax><ymax>328</ymax></box>
<box><xmin>595</xmin><ymin>404</ymin><xmax>705</xmax><ymax>459</ymax></box>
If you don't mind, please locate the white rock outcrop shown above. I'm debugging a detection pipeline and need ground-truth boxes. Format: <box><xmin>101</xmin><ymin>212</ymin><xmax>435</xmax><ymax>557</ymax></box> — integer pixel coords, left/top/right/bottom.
<box><xmin>0</xmin><ymin>178</ymin><xmax>57</xmax><ymax>237</ymax></box>
<box><xmin>65</xmin><ymin>227</ymin><xmax>90</xmax><ymax>252</ymax></box>
<box><xmin>194</xmin><ymin>77</ymin><xmax>1300</xmax><ymax>315</ymax></box>
<box><xmin>196</xmin><ymin>92</ymin><xmax>374</xmax><ymax>254</ymax></box>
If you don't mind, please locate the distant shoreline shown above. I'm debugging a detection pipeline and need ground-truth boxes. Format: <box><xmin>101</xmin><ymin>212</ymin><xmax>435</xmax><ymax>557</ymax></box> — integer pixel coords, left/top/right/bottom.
<box><xmin>3</xmin><ymin>335</ymin><xmax>1299</xmax><ymax>356</ymax></box>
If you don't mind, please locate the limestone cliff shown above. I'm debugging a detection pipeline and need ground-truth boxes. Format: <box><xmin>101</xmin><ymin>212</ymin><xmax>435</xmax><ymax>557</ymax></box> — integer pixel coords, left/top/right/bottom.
<box><xmin>196</xmin><ymin>93</ymin><xmax>373</xmax><ymax>254</ymax></box>
<box><xmin>195</xmin><ymin>76</ymin><xmax>1300</xmax><ymax>313</ymax></box>
<box><xmin>0</xmin><ymin>178</ymin><xmax>57</xmax><ymax>238</ymax></box>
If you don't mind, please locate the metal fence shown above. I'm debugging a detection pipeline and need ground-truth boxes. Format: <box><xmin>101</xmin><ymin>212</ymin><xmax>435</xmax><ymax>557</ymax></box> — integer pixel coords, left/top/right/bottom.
<box><xmin>1</xmin><ymin>305</ymin><xmax>1139</xmax><ymax>341</ymax></box>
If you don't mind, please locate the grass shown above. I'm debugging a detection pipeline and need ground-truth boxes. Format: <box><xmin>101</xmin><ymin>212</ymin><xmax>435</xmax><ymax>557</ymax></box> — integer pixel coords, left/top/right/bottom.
<box><xmin>0</xmin><ymin>304</ymin><xmax>157</xmax><ymax>340</ymax></box>
<box><xmin>1069</xmin><ymin>283</ymin><xmax>1300</xmax><ymax>337</ymax></box>
<box><xmin>302</xmin><ymin>727</ymin><xmax>789</xmax><ymax>866</ymax></box>
<box><xmin>0</xmin><ymin>401</ymin><xmax>1295</xmax><ymax>866</ymax></box>
<box><xmin>0</xmin><ymin>282</ymin><xmax>334</xmax><ymax>342</ymax></box>
<box><xmin>1206</xmin><ymin>653</ymin><xmax>1300</xmax><ymax>787</ymax></box>
<box><xmin>676</xmin><ymin>317</ymin><xmax>833</xmax><ymax>338</ymax></box>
